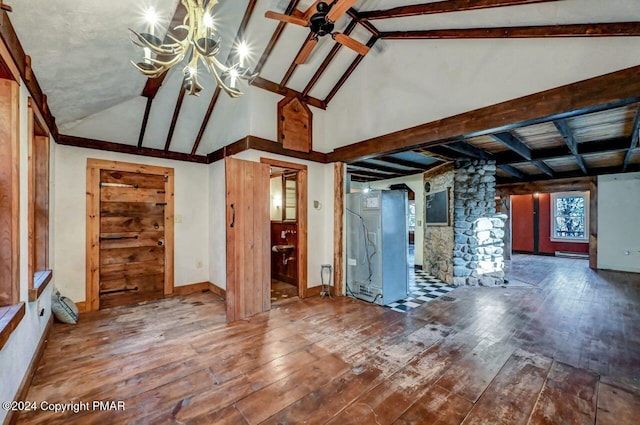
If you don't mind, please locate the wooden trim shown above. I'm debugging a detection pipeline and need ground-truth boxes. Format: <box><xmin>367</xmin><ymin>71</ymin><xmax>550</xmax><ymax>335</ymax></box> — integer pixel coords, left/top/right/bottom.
<box><xmin>327</xmin><ymin>64</ymin><xmax>640</xmax><ymax>163</ymax></box>
<box><xmin>0</xmin><ymin>302</ymin><xmax>24</xmax><ymax>351</ymax></box>
<box><xmin>208</xmin><ymin>282</ymin><xmax>226</xmax><ymax>300</ymax></box>
<box><xmin>58</xmin><ymin>134</ymin><xmax>208</xmax><ymax>164</ymax></box>
<box><xmin>280</xmin><ymin>33</ymin><xmax>314</xmax><ymax>87</ymax></box>
<box><xmin>191</xmin><ymin>87</ymin><xmax>221</xmax><ymax>155</ymax></box>
<box><xmin>589</xmin><ymin>180</ymin><xmax>598</xmax><ymax>269</ymax></box>
<box><xmin>496</xmin><ymin>176</ymin><xmax>596</xmax><ymax>195</ymax></box>
<box><xmin>260</xmin><ymin>157</ymin><xmax>309</xmax><ymax>298</ymax></box>
<box><xmin>0</xmin><ymin>32</ymin><xmax>19</xmax><ymax>82</ymax></box>
<box><xmin>304</xmin><ymin>285</ymin><xmax>321</xmax><ymax>298</ymax></box>
<box><xmin>254</xmin><ymin>0</ymin><xmax>303</xmax><ymax>74</ymax></box>
<box><xmin>248</xmin><ymin>136</ymin><xmax>326</xmax><ymax>163</ymax></box>
<box><xmin>251</xmin><ymin>77</ymin><xmax>326</xmax><ymax>110</ymax></box>
<box><xmin>0</xmin><ymin>79</ymin><xmax>20</xmax><ymax>306</ymax></box>
<box><xmin>333</xmin><ymin>162</ymin><xmax>345</xmax><ymax>296</ymax></box>
<box><xmin>172</xmin><ymin>282</ymin><xmax>211</xmax><ymax>296</ymax></box>
<box><xmin>379</xmin><ymin>22</ymin><xmax>640</xmax><ymax>40</ymax></box>
<box><xmin>85</xmin><ymin>159</ymin><xmax>175</xmax><ymax>311</ymax></box>
<box><xmin>75</xmin><ymin>301</ymin><xmax>87</xmax><ymax>314</ymax></box>
<box><xmin>28</xmin><ymin>270</ymin><xmax>52</xmax><ymax>302</ymax></box>
<box><xmin>5</xmin><ymin>314</ymin><xmax>52</xmax><ymax>425</ymax></box>
<box><xmin>359</xmin><ymin>0</ymin><xmax>560</xmax><ymax>20</ymax></box>
<box><xmin>137</xmin><ymin>97</ymin><xmax>153</xmax><ymax>150</ymax></box>
<box><xmin>622</xmin><ymin>105</ymin><xmax>640</xmax><ymax>172</ymax></box>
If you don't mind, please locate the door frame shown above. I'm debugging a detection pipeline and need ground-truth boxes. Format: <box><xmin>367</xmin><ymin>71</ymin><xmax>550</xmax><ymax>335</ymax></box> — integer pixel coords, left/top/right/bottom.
<box><xmin>260</xmin><ymin>157</ymin><xmax>309</xmax><ymax>297</ymax></box>
<box><xmin>85</xmin><ymin>159</ymin><xmax>175</xmax><ymax>311</ymax></box>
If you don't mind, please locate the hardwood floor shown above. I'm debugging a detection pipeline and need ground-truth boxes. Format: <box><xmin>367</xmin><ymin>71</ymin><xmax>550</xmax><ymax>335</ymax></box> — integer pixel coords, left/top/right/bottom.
<box><xmin>17</xmin><ymin>255</ymin><xmax>640</xmax><ymax>424</ymax></box>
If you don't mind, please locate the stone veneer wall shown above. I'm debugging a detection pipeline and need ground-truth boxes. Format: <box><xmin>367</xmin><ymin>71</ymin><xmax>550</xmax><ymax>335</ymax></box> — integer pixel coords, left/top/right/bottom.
<box><xmin>423</xmin><ymin>164</ymin><xmax>455</xmax><ymax>283</ymax></box>
<box><xmin>452</xmin><ymin>159</ymin><xmax>507</xmax><ymax>286</ymax></box>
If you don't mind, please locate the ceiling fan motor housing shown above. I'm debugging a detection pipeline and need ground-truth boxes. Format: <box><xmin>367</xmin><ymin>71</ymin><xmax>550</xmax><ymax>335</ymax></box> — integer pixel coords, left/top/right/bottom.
<box><xmin>310</xmin><ymin>2</ymin><xmax>334</xmax><ymax>36</ymax></box>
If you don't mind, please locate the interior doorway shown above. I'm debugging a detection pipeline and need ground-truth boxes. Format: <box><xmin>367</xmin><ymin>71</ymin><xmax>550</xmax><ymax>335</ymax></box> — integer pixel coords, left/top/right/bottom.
<box><xmin>260</xmin><ymin>158</ymin><xmax>308</xmax><ymax>302</ymax></box>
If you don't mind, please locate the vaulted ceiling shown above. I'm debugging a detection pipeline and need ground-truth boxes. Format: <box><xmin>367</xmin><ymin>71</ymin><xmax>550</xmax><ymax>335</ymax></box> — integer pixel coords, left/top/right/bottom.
<box><xmin>6</xmin><ymin>0</ymin><xmax>640</xmax><ymax>181</ymax></box>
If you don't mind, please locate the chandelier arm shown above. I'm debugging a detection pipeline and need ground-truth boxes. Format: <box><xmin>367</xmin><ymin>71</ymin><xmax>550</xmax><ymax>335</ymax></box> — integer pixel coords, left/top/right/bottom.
<box><xmin>130</xmin><ymin>61</ymin><xmax>166</xmax><ymax>77</ymax></box>
<box><xmin>148</xmin><ymin>52</ymin><xmax>188</xmax><ymax>69</ymax></box>
<box><xmin>203</xmin><ymin>58</ymin><xmax>242</xmax><ymax>97</ymax></box>
<box><xmin>208</xmin><ymin>55</ymin><xmax>235</xmax><ymax>74</ymax></box>
<box><xmin>130</xmin><ymin>29</ymin><xmax>187</xmax><ymax>56</ymax></box>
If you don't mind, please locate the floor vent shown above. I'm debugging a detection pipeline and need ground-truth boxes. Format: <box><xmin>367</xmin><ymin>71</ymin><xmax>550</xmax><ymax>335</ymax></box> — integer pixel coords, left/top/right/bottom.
<box><xmin>555</xmin><ymin>251</ymin><xmax>589</xmax><ymax>259</ymax></box>
<box><xmin>439</xmin><ymin>296</ymin><xmax>456</xmax><ymax>302</ymax></box>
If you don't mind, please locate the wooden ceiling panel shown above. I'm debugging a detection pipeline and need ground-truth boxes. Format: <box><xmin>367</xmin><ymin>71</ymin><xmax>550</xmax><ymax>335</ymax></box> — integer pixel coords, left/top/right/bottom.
<box><xmin>542</xmin><ymin>156</ymin><xmax>581</xmax><ymax>173</ymax></box>
<box><xmin>512</xmin><ymin>162</ymin><xmax>545</xmax><ymax>175</ymax></box>
<box><xmin>465</xmin><ymin>135</ymin><xmax>512</xmax><ymax>153</ymax></box>
<box><xmin>567</xmin><ymin>104</ymin><xmax>638</xmax><ymax>144</ymax></box>
<box><xmin>629</xmin><ymin>149</ymin><xmax>640</xmax><ymax>165</ymax></box>
<box><xmin>583</xmin><ymin>150</ymin><xmax>626</xmax><ymax>169</ymax></box>
<box><xmin>511</xmin><ymin>122</ymin><xmax>565</xmax><ymax>150</ymax></box>
<box><xmin>495</xmin><ymin>168</ymin><xmax>513</xmax><ymax>178</ymax></box>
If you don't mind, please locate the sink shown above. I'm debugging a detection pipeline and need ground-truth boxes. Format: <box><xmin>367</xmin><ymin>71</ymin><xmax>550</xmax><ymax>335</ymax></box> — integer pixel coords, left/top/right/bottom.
<box><xmin>272</xmin><ymin>244</ymin><xmax>295</xmax><ymax>254</ymax></box>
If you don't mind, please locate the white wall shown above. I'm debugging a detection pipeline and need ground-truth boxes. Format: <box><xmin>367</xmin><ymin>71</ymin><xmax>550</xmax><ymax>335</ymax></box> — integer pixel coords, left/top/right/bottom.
<box><xmin>232</xmin><ymin>150</ymin><xmax>334</xmax><ymax>287</ymax></box>
<box><xmin>53</xmin><ymin>145</ymin><xmax>211</xmax><ymax>302</ymax></box>
<box><xmin>269</xmin><ymin>176</ymin><xmax>283</xmax><ymax>221</ymax></box>
<box><xmin>597</xmin><ymin>172</ymin><xmax>640</xmax><ymax>273</ymax></box>
<box><xmin>0</xmin><ymin>82</ymin><xmax>54</xmax><ymax>425</ymax></box>
<box><xmin>351</xmin><ymin>173</ymin><xmax>425</xmax><ymax>267</ymax></box>
<box><xmin>208</xmin><ymin>159</ymin><xmax>227</xmax><ymax>289</ymax></box>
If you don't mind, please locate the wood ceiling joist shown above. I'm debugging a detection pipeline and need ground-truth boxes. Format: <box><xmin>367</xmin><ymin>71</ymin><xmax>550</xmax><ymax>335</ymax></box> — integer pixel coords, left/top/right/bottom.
<box><xmin>380</xmin><ymin>22</ymin><xmax>640</xmax><ymax>40</ymax></box>
<box><xmin>280</xmin><ymin>33</ymin><xmax>315</xmax><ymax>87</ymax></box>
<box><xmin>498</xmin><ymin>164</ymin><xmax>526</xmax><ymax>179</ymax></box>
<box><xmin>140</xmin><ymin>2</ymin><xmax>188</xmax><ymax>99</ymax></box>
<box><xmin>622</xmin><ymin>105</ymin><xmax>640</xmax><ymax>171</ymax></box>
<box><xmin>531</xmin><ymin>160</ymin><xmax>555</xmax><ymax>177</ymax></box>
<box><xmin>58</xmin><ymin>135</ymin><xmax>208</xmax><ymax>164</ymax></box>
<box><xmin>302</xmin><ymin>19</ymin><xmax>358</xmax><ymax>97</ymax></box>
<box><xmin>359</xmin><ymin>0</ymin><xmax>559</xmax><ymax>20</ymax></box>
<box><xmin>190</xmin><ymin>86</ymin><xmax>221</xmax><ymax>155</ymax></box>
<box><xmin>187</xmin><ymin>0</ymin><xmax>258</xmax><ymax>155</ymax></box>
<box><xmin>324</xmin><ymin>36</ymin><xmax>378</xmax><ymax>105</ymax></box>
<box><xmin>350</xmin><ymin>160</ymin><xmax>415</xmax><ymax>175</ymax></box>
<box><xmin>346</xmin><ymin>9</ymin><xmax>381</xmax><ymax>37</ymax></box>
<box><xmin>326</xmin><ymin>64</ymin><xmax>640</xmax><ymax>163</ymax></box>
<box><xmin>137</xmin><ymin>97</ymin><xmax>153</xmax><ymax>150</ymax></box>
<box><xmin>441</xmin><ymin>141</ymin><xmax>528</xmax><ymax>179</ymax></box>
<box><xmin>554</xmin><ymin>119</ymin><xmax>588</xmax><ymax>174</ymax></box>
<box><xmin>377</xmin><ymin>155</ymin><xmax>437</xmax><ymax>170</ymax></box>
<box><xmin>347</xmin><ymin>168</ymin><xmax>402</xmax><ymax>180</ymax></box>
<box><xmin>491</xmin><ymin>132</ymin><xmax>532</xmax><ymax>160</ymax></box>
<box><xmin>253</xmin><ymin>0</ymin><xmax>302</xmax><ymax>74</ymax></box>
<box><xmin>499</xmin><ymin>164</ymin><xmax>640</xmax><ymax>184</ymax></box>
<box><xmin>251</xmin><ymin>76</ymin><xmax>326</xmax><ymax>109</ymax></box>
<box><xmin>163</xmin><ymin>85</ymin><xmax>186</xmax><ymax>152</ymax></box>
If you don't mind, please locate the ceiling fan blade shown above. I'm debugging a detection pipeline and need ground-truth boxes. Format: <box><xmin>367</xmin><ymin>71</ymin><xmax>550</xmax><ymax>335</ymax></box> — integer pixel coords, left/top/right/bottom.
<box><xmin>264</xmin><ymin>11</ymin><xmax>308</xmax><ymax>27</ymax></box>
<box><xmin>295</xmin><ymin>37</ymin><xmax>318</xmax><ymax>64</ymax></box>
<box><xmin>333</xmin><ymin>33</ymin><xmax>370</xmax><ymax>56</ymax></box>
<box><xmin>327</xmin><ymin>0</ymin><xmax>358</xmax><ymax>23</ymax></box>
<box><xmin>303</xmin><ymin>1</ymin><xmax>322</xmax><ymax>20</ymax></box>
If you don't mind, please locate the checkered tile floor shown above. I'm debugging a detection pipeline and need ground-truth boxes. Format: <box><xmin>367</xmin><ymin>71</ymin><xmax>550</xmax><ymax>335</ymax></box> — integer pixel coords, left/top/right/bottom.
<box><xmin>385</xmin><ymin>268</ymin><xmax>456</xmax><ymax>313</ymax></box>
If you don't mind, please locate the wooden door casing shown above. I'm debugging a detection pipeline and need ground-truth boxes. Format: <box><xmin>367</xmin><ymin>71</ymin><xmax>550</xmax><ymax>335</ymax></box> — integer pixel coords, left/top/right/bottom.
<box><xmin>86</xmin><ymin>159</ymin><xmax>174</xmax><ymax>312</ymax></box>
<box><xmin>225</xmin><ymin>157</ymin><xmax>270</xmax><ymax>323</ymax></box>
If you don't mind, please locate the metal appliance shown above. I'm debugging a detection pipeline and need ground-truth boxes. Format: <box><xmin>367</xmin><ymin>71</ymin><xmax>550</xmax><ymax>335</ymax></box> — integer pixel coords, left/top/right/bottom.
<box><xmin>346</xmin><ymin>190</ymin><xmax>409</xmax><ymax>305</ymax></box>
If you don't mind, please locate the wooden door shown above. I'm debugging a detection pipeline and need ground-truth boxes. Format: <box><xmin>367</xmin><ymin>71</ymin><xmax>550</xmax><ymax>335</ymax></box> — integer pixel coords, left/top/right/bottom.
<box><xmin>226</xmin><ymin>157</ymin><xmax>270</xmax><ymax>322</ymax></box>
<box><xmin>99</xmin><ymin>170</ymin><xmax>166</xmax><ymax>308</ymax></box>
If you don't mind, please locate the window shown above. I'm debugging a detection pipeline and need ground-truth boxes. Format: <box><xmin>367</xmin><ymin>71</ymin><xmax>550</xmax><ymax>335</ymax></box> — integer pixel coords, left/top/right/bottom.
<box><xmin>408</xmin><ymin>200</ymin><xmax>416</xmax><ymax>232</ymax></box>
<box><xmin>27</xmin><ymin>98</ymin><xmax>52</xmax><ymax>301</ymax></box>
<box><xmin>550</xmin><ymin>191</ymin><xmax>589</xmax><ymax>243</ymax></box>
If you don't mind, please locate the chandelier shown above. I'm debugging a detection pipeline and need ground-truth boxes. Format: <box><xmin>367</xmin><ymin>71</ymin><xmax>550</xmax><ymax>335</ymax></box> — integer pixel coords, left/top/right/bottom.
<box><xmin>129</xmin><ymin>0</ymin><xmax>257</xmax><ymax>97</ymax></box>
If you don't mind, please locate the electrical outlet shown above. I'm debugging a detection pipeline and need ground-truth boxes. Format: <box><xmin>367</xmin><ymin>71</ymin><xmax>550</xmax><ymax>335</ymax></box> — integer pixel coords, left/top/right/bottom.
<box><xmin>174</xmin><ymin>214</ymin><xmax>183</xmax><ymax>223</ymax></box>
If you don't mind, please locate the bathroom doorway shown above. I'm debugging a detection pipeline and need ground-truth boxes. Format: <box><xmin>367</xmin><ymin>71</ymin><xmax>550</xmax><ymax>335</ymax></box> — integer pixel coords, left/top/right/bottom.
<box><xmin>261</xmin><ymin>158</ymin><xmax>308</xmax><ymax>303</ymax></box>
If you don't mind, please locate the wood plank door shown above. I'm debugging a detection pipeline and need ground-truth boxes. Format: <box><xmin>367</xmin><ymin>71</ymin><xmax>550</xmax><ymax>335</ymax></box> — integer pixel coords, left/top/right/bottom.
<box><xmin>99</xmin><ymin>170</ymin><xmax>167</xmax><ymax>308</ymax></box>
<box><xmin>226</xmin><ymin>157</ymin><xmax>270</xmax><ymax>322</ymax></box>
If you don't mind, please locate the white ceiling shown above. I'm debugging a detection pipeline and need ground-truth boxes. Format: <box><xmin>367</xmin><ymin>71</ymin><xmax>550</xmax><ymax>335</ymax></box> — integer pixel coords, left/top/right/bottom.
<box><xmin>7</xmin><ymin>0</ymin><xmax>640</xmax><ymax>156</ymax></box>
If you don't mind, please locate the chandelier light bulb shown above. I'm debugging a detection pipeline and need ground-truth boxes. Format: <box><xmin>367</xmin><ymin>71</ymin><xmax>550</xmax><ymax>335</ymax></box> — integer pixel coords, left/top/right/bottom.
<box><xmin>144</xmin><ymin>8</ymin><xmax>159</xmax><ymax>26</ymax></box>
<box><xmin>203</xmin><ymin>12</ymin><xmax>214</xmax><ymax>28</ymax></box>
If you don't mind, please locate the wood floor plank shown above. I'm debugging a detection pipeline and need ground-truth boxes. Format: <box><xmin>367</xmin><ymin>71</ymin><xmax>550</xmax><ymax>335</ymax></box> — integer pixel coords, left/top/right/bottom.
<box><xmin>461</xmin><ymin>349</ymin><xmax>553</xmax><ymax>425</ymax></box>
<box><xmin>394</xmin><ymin>384</ymin><xmax>474</xmax><ymax>425</ymax></box>
<box><xmin>596</xmin><ymin>381</ymin><xmax>640</xmax><ymax>425</ymax></box>
<box><xmin>527</xmin><ymin>360</ymin><xmax>598</xmax><ymax>425</ymax></box>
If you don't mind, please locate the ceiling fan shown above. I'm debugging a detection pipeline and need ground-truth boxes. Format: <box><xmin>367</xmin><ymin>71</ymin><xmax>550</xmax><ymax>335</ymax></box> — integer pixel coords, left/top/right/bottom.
<box><xmin>265</xmin><ymin>0</ymin><xmax>370</xmax><ymax>64</ymax></box>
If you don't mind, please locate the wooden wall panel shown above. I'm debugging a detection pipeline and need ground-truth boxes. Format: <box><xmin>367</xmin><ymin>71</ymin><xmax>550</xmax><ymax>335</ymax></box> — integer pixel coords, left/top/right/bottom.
<box><xmin>333</xmin><ymin>162</ymin><xmax>345</xmax><ymax>296</ymax></box>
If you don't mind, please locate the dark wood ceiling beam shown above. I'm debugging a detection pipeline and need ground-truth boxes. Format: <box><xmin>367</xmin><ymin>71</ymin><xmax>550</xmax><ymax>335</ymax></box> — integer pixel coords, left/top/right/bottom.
<box><xmin>347</xmin><ymin>168</ymin><xmax>402</xmax><ymax>179</ymax></box>
<box><xmin>380</xmin><ymin>22</ymin><xmax>640</xmax><ymax>40</ymax></box>
<box><xmin>419</xmin><ymin>146</ymin><xmax>458</xmax><ymax>162</ymax></box>
<box><xmin>324</xmin><ymin>36</ymin><xmax>378</xmax><ymax>105</ymax></box>
<box><xmin>141</xmin><ymin>2</ymin><xmax>188</xmax><ymax>99</ymax></box>
<box><xmin>191</xmin><ymin>87</ymin><xmax>221</xmax><ymax>155</ymax></box>
<box><xmin>254</xmin><ymin>0</ymin><xmax>302</xmax><ymax>74</ymax></box>
<box><xmin>58</xmin><ymin>134</ymin><xmax>208</xmax><ymax>164</ymax></box>
<box><xmin>350</xmin><ymin>161</ymin><xmax>414</xmax><ymax>174</ymax></box>
<box><xmin>554</xmin><ymin>119</ymin><xmax>588</xmax><ymax>174</ymax></box>
<box><xmin>359</xmin><ymin>0</ymin><xmax>559</xmax><ymax>20</ymax></box>
<box><xmin>137</xmin><ymin>97</ymin><xmax>153</xmax><ymax>150</ymax></box>
<box><xmin>491</xmin><ymin>132</ymin><xmax>532</xmax><ymax>160</ymax></box>
<box><xmin>495</xmin><ymin>136</ymin><xmax>631</xmax><ymax>165</ymax></box>
<box><xmin>326</xmin><ymin>64</ymin><xmax>640</xmax><ymax>163</ymax></box>
<box><xmin>376</xmin><ymin>155</ymin><xmax>433</xmax><ymax>170</ymax></box>
<box><xmin>441</xmin><ymin>141</ymin><xmax>493</xmax><ymax>160</ymax></box>
<box><xmin>164</xmin><ymin>85</ymin><xmax>186</xmax><ymax>152</ymax></box>
<box><xmin>346</xmin><ymin>9</ymin><xmax>381</xmax><ymax>37</ymax></box>
<box><xmin>531</xmin><ymin>160</ymin><xmax>555</xmax><ymax>177</ymax></box>
<box><xmin>497</xmin><ymin>164</ymin><xmax>525</xmax><ymax>179</ymax></box>
<box><xmin>280</xmin><ymin>33</ymin><xmax>314</xmax><ymax>87</ymax></box>
<box><xmin>302</xmin><ymin>19</ymin><xmax>358</xmax><ymax>97</ymax></box>
<box><xmin>623</xmin><ymin>105</ymin><xmax>640</xmax><ymax>171</ymax></box>
<box><xmin>498</xmin><ymin>164</ymin><xmax>640</xmax><ymax>184</ymax></box>
<box><xmin>251</xmin><ymin>76</ymin><xmax>326</xmax><ymax>109</ymax></box>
